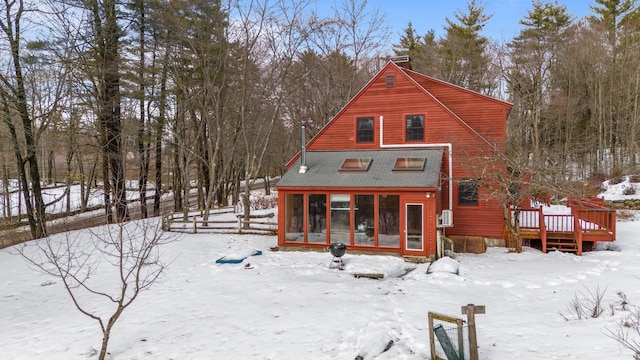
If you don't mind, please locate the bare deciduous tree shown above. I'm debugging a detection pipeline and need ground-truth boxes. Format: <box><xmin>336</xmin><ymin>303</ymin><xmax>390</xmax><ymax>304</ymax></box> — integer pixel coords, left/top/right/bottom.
<box><xmin>0</xmin><ymin>0</ymin><xmax>68</xmax><ymax>238</ymax></box>
<box><xmin>19</xmin><ymin>219</ymin><xmax>176</xmax><ymax>360</ymax></box>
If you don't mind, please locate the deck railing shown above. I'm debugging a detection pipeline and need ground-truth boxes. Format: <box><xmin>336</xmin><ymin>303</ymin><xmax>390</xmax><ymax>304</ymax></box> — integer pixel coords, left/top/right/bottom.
<box><xmin>544</xmin><ymin>214</ymin><xmax>574</xmax><ymax>233</ymax></box>
<box><xmin>575</xmin><ymin>209</ymin><xmax>616</xmax><ymax>233</ymax></box>
<box><xmin>511</xmin><ymin>204</ymin><xmax>616</xmax><ymax>254</ymax></box>
<box><xmin>515</xmin><ymin>208</ymin><xmax>542</xmax><ymax>231</ymax></box>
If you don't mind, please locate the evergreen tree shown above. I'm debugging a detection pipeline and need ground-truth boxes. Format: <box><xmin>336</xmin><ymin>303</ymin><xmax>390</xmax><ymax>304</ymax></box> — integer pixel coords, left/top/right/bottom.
<box><xmin>507</xmin><ymin>1</ymin><xmax>571</xmax><ymax>162</ymax></box>
<box><xmin>393</xmin><ymin>21</ymin><xmax>423</xmax><ymax>59</ymax></box>
<box><xmin>586</xmin><ymin>0</ymin><xmax>640</xmax><ymax>172</ymax></box>
<box><xmin>392</xmin><ymin>22</ymin><xmax>440</xmax><ymax>75</ymax></box>
<box><xmin>439</xmin><ymin>0</ymin><xmax>493</xmax><ymax>93</ymax></box>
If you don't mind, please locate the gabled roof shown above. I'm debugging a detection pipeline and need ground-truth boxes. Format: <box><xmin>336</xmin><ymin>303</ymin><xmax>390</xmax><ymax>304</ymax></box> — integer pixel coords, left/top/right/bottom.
<box><xmin>277</xmin><ymin>148</ymin><xmax>443</xmax><ymax>189</ymax></box>
<box><xmin>397</xmin><ymin>66</ymin><xmax>509</xmax><ymax>149</ymax></box>
<box><xmin>403</xmin><ymin>68</ymin><xmax>513</xmax><ymax>108</ymax></box>
<box><xmin>286</xmin><ymin>61</ymin><xmax>510</xmax><ymax>168</ymax></box>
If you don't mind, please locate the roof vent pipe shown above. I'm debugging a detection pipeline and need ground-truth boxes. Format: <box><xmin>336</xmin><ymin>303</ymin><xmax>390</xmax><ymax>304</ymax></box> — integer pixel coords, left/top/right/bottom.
<box><xmin>299</xmin><ymin>121</ymin><xmax>308</xmax><ymax>174</ymax></box>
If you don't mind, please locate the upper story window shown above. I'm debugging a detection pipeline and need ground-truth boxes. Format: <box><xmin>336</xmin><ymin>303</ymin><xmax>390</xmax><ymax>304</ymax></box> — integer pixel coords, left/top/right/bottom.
<box><xmin>458</xmin><ymin>178</ymin><xmax>479</xmax><ymax>206</ymax></box>
<box><xmin>356</xmin><ymin>117</ymin><xmax>374</xmax><ymax>143</ymax></box>
<box><xmin>405</xmin><ymin>114</ymin><xmax>424</xmax><ymax>141</ymax></box>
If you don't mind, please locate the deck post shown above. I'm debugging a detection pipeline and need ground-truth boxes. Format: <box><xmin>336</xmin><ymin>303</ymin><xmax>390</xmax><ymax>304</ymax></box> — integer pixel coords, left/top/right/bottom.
<box><xmin>539</xmin><ymin>207</ymin><xmax>546</xmax><ymax>253</ymax></box>
<box><xmin>574</xmin><ymin>215</ymin><xmax>582</xmax><ymax>255</ymax></box>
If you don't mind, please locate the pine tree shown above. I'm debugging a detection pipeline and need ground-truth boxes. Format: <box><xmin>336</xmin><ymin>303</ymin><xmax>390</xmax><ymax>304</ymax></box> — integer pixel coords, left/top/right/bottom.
<box><xmin>439</xmin><ymin>0</ymin><xmax>493</xmax><ymax>93</ymax></box>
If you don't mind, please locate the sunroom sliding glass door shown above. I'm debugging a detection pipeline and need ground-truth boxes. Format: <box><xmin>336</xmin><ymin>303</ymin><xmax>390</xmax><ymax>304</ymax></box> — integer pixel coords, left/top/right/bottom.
<box><xmin>354</xmin><ymin>195</ymin><xmax>374</xmax><ymax>245</ymax></box>
<box><xmin>330</xmin><ymin>194</ymin><xmax>351</xmax><ymax>244</ymax></box>
<box><xmin>378</xmin><ymin>195</ymin><xmax>400</xmax><ymax>247</ymax></box>
<box><xmin>308</xmin><ymin>194</ymin><xmax>326</xmax><ymax>243</ymax></box>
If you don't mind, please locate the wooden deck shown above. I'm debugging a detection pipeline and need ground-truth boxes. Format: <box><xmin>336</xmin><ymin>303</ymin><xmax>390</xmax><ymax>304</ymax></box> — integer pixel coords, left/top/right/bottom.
<box><xmin>509</xmin><ymin>201</ymin><xmax>616</xmax><ymax>255</ymax></box>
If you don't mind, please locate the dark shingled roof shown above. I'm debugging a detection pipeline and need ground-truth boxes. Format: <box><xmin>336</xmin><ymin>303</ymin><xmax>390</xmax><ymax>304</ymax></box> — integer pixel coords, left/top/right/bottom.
<box><xmin>277</xmin><ymin>148</ymin><xmax>443</xmax><ymax>189</ymax></box>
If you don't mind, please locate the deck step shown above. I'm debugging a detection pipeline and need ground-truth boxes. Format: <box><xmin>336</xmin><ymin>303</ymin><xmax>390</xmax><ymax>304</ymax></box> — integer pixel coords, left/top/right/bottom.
<box><xmin>546</xmin><ymin>238</ymin><xmax>578</xmax><ymax>252</ymax></box>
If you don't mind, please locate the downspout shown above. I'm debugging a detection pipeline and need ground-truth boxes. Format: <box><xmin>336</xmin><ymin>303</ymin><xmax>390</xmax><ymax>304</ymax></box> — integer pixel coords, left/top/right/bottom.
<box><xmin>379</xmin><ymin>115</ymin><xmax>453</xmax><ymax>211</ymax></box>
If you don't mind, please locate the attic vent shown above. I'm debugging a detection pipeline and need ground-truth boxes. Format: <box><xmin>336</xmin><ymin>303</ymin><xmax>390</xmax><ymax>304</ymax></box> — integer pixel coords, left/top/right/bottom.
<box><xmin>386</xmin><ymin>74</ymin><xmax>395</xmax><ymax>87</ymax></box>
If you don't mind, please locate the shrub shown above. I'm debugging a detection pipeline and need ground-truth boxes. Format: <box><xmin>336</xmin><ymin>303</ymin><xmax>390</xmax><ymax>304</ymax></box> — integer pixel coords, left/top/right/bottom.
<box><xmin>624</xmin><ymin>185</ymin><xmax>637</xmax><ymax>196</ymax></box>
<box><xmin>605</xmin><ymin>305</ymin><xmax>640</xmax><ymax>359</ymax></box>
<box><xmin>247</xmin><ymin>192</ymin><xmax>278</xmax><ymax>210</ymax></box>
<box><xmin>609</xmin><ymin>176</ymin><xmax>625</xmax><ymax>185</ymax></box>
<box><xmin>560</xmin><ymin>284</ymin><xmax>607</xmax><ymax>321</ymax></box>
<box><xmin>617</xmin><ymin>210</ymin><xmax>637</xmax><ymax>221</ymax></box>
<box><xmin>588</xmin><ymin>172</ymin><xmax>607</xmax><ymax>184</ymax></box>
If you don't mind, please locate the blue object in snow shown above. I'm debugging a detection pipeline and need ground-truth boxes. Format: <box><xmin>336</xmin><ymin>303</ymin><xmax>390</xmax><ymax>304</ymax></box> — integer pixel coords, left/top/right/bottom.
<box><xmin>216</xmin><ymin>250</ymin><xmax>263</xmax><ymax>264</ymax></box>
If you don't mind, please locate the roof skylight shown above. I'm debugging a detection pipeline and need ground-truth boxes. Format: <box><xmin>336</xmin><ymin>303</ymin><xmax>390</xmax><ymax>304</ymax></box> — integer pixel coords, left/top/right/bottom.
<box><xmin>340</xmin><ymin>158</ymin><xmax>372</xmax><ymax>172</ymax></box>
<box><xmin>393</xmin><ymin>157</ymin><xmax>425</xmax><ymax>171</ymax></box>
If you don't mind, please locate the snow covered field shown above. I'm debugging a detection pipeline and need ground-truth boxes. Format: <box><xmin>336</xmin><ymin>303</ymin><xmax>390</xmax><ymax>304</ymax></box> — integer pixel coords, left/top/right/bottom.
<box><xmin>2</xmin><ymin>179</ymin><xmax>640</xmax><ymax>359</ymax></box>
<box><xmin>1</xmin><ymin>214</ymin><xmax>640</xmax><ymax>359</ymax></box>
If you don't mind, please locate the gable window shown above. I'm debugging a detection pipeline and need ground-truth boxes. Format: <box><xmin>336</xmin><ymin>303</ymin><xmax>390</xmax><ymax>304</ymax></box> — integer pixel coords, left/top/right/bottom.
<box><xmin>405</xmin><ymin>114</ymin><xmax>424</xmax><ymax>141</ymax></box>
<box><xmin>392</xmin><ymin>157</ymin><xmax>425</xmax><ymax>171</ymax></box>
<box><xmin>356</xmin><ymin>117</ymin><xmax>374</xmax><ymax>143</ymax></box>
<box><xmin>386</xmin><ymin>74</ymin><xmax>395</xmax><ymax>87</ymax></box>
<box><xmin>458</xmin><ymin>178</ymin><xmax>479</xmax><ymax>206</ymax></box>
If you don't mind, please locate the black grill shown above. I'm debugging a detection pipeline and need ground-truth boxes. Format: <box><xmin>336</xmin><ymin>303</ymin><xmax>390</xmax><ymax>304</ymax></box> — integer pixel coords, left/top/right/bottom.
<box><xmin>328</xmin><ymin>242</ymin><xmax>347</xmax><ymax>270</ymax></box>
<box><xmin>329</xmin><ymin>242</ymin><xmax>347</xmax><ymax>257</ymax></box>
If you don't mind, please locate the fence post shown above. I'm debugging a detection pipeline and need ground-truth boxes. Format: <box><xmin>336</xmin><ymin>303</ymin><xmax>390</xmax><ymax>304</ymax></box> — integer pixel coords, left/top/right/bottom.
<box><xmin>193</xmin><ymin>217</ymin><xmax>197</xmax><ymax>234</ymax></box>
<box><xmin>462</xmin><ymin>304</ymin><xmax>485</xmax><ymax>360</ymax></box>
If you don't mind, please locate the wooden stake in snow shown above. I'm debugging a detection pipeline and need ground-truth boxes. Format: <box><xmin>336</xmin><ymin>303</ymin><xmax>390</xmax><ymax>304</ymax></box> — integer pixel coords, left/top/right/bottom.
<box><xmin>461</xmin><ymin>304</ymin><xmax>485</xmax><ymax>360</ymax></box>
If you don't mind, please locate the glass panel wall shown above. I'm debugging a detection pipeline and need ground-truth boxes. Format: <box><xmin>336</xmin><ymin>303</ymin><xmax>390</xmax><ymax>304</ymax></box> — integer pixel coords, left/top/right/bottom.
<box><xmin>354</xmin><ymin>195</ymin><xmax>375</xmax><ymax>245</ymax></box>
<box><xmin>284</xmin><ymin>194</ymin><xmax>304</xmax><ymax>242</ymax></box>
<box><xmin>307</xmin><ymin>194</ymin><xmax>327</xmax><ymax>243</ymax></box>
<box><xmin>330</xmin><ymin>194</ymin><xmax>351</xmax><ymax>244</ymax></box>
<box><xmin>378</xmin><ymin>195</ymin><xmax>400</xmax><ymax>247</ymax></box>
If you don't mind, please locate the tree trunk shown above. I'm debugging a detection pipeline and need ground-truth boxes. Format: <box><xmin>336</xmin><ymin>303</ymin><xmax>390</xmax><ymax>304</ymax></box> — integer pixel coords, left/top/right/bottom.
<box><xmin>65</xmin><ymin>149</ymin><xmax>73</xmax><ymax>215</ymax></box>
<box><xmin>101</xmin><ymin>150</ymin><xmax>113</xmax><ymax>223</ymax></box>
<box><xmin>2</xmin><ymin>163</ymin><xmax>9</xmax><ymax>220</ymax></box>
<box><xmin>153</xmin><ymin>55</ymin><xmax>168</xmax><ymax>217</ymax></box>
<box><xmin>136</xmin><ymin>0</ymin><xmax>149</xmax><ymax>219</ymax></box>
<box><xmin>105</xmin><ymin>26</ymin><xmax>128</xmax><ymax>222</ymax></box>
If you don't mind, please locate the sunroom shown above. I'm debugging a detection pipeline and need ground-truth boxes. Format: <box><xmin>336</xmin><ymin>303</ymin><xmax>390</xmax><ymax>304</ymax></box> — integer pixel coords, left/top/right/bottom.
<box><xmin>276</xmin><ymin>149</ymin><xmax>444</xmax><ymax>258</ymax></box>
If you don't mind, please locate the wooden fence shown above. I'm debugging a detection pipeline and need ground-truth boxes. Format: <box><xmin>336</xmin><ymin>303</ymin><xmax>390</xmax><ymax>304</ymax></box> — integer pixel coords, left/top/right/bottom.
<box><xmin>162</xmin><ymin>209</ymin><xmax>277</xmax><ymax>235</ymax></box>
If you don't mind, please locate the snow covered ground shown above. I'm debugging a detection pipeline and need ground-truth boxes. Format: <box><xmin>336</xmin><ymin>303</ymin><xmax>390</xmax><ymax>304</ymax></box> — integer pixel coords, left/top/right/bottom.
<box><xmin>1</xmin><ymin>180</ymin><xmax>640</xmax><ymax>359</ymax></box>
<box><xmin>600</xmin><ymin>176</ymin><xmax>640</xmax><ymax>202</ymax></box>
<box><xmin>1</xmin><ymin>214</ymin><xmax>640</xmax><ymax>359</ymax></box>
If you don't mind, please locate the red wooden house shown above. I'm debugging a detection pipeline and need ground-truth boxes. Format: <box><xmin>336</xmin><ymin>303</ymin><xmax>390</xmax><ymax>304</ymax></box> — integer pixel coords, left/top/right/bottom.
<box><xmin>275</xmin><ymin>57</ymin><xmax>615</xmax><ymax>258</ymax></box>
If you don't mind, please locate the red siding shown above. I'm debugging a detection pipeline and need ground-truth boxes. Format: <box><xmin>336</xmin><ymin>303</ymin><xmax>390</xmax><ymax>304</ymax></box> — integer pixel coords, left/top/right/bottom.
<box><xmin>408</xmin><ymin>72</ymin><xmax>509</xmax><ymax>149</ymax></box>
<box><xmin>287</xmin><ymin>61</ymin><xmax>512</xmax><ymax>242</ymax></box>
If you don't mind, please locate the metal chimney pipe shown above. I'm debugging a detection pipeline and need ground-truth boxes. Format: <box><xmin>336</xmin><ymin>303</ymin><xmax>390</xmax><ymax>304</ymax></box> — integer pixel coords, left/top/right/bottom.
<box><xmin>299</xmin><ymin>121</ymin><xmax>308</xmax><ymax>174</ymax></box>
